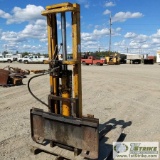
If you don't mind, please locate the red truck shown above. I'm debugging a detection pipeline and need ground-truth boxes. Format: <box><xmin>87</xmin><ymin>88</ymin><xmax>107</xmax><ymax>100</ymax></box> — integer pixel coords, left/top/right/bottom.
<box><xmin>81</xmin><ymin>56</ymin><xmax>105</xmax><ymax>66</ymax></box>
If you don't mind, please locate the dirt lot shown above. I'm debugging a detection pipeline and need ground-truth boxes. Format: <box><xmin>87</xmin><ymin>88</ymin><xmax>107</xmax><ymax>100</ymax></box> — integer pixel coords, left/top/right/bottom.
<box><xmin>0</xmin><ymin>63</ymin><xmax>160</xmax><ymax>160</ymax></box>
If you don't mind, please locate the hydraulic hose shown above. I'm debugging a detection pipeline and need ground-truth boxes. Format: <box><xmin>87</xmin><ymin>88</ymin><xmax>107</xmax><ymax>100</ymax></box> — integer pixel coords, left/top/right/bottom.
<box><xmin>27</xmin><ymin>71</ymin><xmax>49</xmax><ymax>107</ymax></box>
<box><xmin>27</xmin><ymin>66</ymin><xmax>60</xmax><ymax>107</ymax></box>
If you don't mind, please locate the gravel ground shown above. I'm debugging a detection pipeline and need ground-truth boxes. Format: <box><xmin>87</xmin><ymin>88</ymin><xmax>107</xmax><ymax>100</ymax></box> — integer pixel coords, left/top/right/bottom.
<box><xmin>0</xmin><ymin>62</ymin><xmax>160</xmax><ymax>160</ymax></box>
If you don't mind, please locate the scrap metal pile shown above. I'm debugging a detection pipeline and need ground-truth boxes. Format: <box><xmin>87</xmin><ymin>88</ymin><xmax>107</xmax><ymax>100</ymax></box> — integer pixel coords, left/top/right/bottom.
<box><xmin>0</xmin><ymin>66</ymin><xmax>30</xmax><ymax>87</ymax></box>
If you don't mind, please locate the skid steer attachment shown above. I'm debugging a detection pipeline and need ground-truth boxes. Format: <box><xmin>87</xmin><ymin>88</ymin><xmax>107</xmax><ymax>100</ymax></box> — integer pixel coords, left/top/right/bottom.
<box><xmin>30</xmin><ymin>108</ymin><xmax>99</xmax><ymax>159</ymax></box>
<box><xmin>28</xmin><ymin>2</ymin><xmax>99</xmax><ymax>159</ymax></box>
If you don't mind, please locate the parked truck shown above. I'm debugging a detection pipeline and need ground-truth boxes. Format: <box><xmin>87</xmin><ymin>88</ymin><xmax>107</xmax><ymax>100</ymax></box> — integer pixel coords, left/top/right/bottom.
<box><xmin>0</xmin><ymin>54</ymin><xmax>13</xmax><ymax>63</ymax></box>
<box><xmin>126</xmin><ymin>54</ymin><xmax>143</xmax><ymax>64</ymax></box>
<box><xmin>81</xmin><ymin>56</ymin><xmax>105</xmax><ymax>66</ymax></box>
<box><xmin>143</xmin><ymin>54</ymin><xmax>154</xmax><ymax>64</ymax></box>
<box><xmin>18</xmin><ymin>55</ymin><xmax>48</xmax><ymax>64</ymax></box>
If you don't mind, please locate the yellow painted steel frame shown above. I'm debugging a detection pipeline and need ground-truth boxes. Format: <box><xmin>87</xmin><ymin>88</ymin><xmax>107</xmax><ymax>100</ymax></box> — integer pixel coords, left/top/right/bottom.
<box><xmin>30</xmin><ymin>4</ymin><xmax>99</xmax><ymax>159</ymax></box>
<box><xmin>42</xmin><ymin>3</ymin><xmax>82</xmax><ymax>118</ymax></box>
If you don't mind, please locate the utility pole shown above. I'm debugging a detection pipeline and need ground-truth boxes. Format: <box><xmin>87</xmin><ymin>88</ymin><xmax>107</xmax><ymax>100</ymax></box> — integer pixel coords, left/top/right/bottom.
<box><xmin>98</xmin><ymin>46</ymin><xmax>100</xmax><ymax>53</ymax></box>
<box><xmin>5</xmin><ymin>44</ymin><xmax>7</xmax><ymax>52</ymax></box>
<box><xmin>127</xmin><ymin>47</ymin><xmax>128</xmax><ymax>53</ymax></box>
<box><xmin>109</xmin><ymin>13</ymin><xmax>112</xmax><ymax>56</ymax></box>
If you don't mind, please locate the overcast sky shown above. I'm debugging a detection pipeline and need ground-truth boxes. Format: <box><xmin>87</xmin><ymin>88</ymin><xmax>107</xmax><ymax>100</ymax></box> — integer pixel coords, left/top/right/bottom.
<box><xmin>0</xmin><ymin>0</ymin><xmax>160</xmax><ymax>55</ymax></box>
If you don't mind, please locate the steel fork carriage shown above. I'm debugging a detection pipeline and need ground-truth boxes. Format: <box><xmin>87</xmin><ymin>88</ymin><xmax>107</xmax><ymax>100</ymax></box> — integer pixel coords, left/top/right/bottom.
<box><xmin>29</xmin><ymin>3</ymin><xmax>99</xmax><ymax>159</ymax></box>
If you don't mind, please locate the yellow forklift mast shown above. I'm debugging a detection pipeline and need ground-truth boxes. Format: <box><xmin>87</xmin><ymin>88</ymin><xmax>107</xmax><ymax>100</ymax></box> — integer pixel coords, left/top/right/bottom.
<box><xmin>28</xmin><ymin>3</ymin><xmax>99</xmax><ymax>159</ymax></box>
